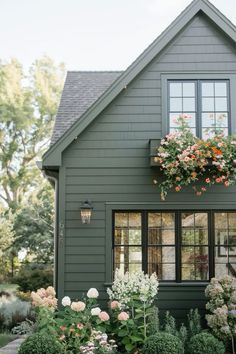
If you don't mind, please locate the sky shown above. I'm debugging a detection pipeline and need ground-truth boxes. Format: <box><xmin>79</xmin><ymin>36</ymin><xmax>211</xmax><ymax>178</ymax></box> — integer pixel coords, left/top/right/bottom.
<box><xmin>1</xmin><ymin>0</ymin><xmax>236</xmax><ymax>71</ymax></box>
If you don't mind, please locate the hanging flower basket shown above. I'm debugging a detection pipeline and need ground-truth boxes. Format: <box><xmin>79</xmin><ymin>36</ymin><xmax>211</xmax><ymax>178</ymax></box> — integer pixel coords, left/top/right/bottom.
<box><xmin>153</xmin><ymin>115</ymin><xmax>236</xmax><ymax>200</ymax></box>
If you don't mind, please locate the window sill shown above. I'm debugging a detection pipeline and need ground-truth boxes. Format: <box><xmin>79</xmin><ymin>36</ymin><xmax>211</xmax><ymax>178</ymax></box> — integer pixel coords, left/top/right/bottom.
<box><xmin>104</xmin><ymin>282</ymin><xmax>208</xmax><ymax>288</ymax></box>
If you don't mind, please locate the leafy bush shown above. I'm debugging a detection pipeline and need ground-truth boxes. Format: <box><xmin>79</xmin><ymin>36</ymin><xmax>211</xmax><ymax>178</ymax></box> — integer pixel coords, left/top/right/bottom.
<box><xmin>13</xmin><ymin>264</ymin><xmax>53</xmax><ymax>292</ymax></box>
<box><xmin>143</xmin><ymin>333</ymin><xmax>184</xmax><ymax>354</ymax></box>
<box><xmin>0</xmin><ymin>293</ymin><xmax>34</xmax><ymax>330</ymax></box>
<box><xmin>12</xmin><ymin>319</ymin><xmax>35</xmax><ymax>335</ymax></box>
<box><xmin>18</xmin><ymin>332</ymin><xmax>63</xmax><ymax>354</ymax></box>
<box><xmin>188</xmin><ymin>332</ymin><xmax>225</xmax><ymax>354</ymax></box>
<box><xmin>187</xmin><ymin>309</ymin><xmax>202</xmax><ymax>338</ymax></box>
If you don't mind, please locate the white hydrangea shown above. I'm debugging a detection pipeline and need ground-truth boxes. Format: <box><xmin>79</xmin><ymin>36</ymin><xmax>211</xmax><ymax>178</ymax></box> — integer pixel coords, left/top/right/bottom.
<box><xmin>87</xmin><ymin>288</ymin><xmax>99</xmax><ymax>299</ymax></box>
<box><xmin>91</xmin><ymin>307</ymin><xmax>101</xmax><ymax>316</ymax></box>
<box><xmin>61</xmin><ymin>296</ymin><xmax>71</xmax><ymax>307</ymax></box>
<box><xmin>107</xmin><ymin>269</ymin><xmax>159</xmax><ymax>306</ymax></box>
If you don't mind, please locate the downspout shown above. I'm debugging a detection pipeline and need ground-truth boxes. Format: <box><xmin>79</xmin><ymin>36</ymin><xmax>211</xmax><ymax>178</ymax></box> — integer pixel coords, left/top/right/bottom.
<box><xmin>36</xmin><ymin>161</ymin><xmax>59</xmax><ymax>294</ymax></box>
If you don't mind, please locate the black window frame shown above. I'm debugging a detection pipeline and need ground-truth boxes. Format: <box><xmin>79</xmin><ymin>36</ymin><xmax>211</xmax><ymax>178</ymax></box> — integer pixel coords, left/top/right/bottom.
<box><xmin>168</xmin><ymin>79</ymin><xmax>231</xmax><ymax>138</ymax></box>
<box><xmin>112</xmin><ymin>210</ymin><xmax>236</xmax><ymax>283</ymax></box>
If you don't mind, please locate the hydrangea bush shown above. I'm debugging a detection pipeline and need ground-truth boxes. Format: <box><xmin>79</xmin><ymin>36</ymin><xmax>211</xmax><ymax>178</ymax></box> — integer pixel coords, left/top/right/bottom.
<box><xmin>205</xmin><ymin>275</ymin><xmax>236</xmax><ymax>354</ymax></box>
<box><xmin>107</xmin><ymin>269</ymin><xmax>159</xmax><ymax>353</ymax></box>
<box><xmin>153</xmin><ymin>115</ymin><xmax>236</xmax><ymax>200</ymax></box>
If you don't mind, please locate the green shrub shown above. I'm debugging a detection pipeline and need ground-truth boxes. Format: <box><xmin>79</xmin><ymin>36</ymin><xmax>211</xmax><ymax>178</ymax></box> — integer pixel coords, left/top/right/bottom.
<box><xmin>13</xmin><ymin>264</ymin><xmax>53</xmax><ymax>292</ymax></box>
<box><xmin>187</xmin><ymin>309</ymin><xmax>202</xmax><ymax>338</ymax></box>
<box><xmin>18</xmin><ymin>332</ymin><xmax>63</xmax><ymax>354</ymax></box>
<box><xmin>188</xmin><ymin>332</ymin><xmax>225</xmax><ymax>354</ymax></box>
<box><xmin>143</xmin><ymin>333</ymin><xmax>184</xmax><ymax>354</ymax></box>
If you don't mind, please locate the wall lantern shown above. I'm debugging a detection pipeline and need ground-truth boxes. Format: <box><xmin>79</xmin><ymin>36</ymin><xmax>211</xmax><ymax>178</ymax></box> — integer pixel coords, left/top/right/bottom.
<box><xmin>80</xmin><ymin>200</ymin><xmax>93</xmax><ymax>224</ymax></box>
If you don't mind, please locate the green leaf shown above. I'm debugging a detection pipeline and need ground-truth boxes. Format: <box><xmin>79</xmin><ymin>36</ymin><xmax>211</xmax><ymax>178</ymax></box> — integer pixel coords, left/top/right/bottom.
<box><xmin>125</xmin><ymin>343</ymin><xmax>135</xmax><ymax>352</ymax></box>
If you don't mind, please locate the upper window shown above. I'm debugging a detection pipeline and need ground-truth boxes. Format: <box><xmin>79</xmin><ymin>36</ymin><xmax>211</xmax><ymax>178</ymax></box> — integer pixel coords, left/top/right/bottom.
<box><xmin>113</xmin><ymin>211</ymin><xmax>236</xmax><ymax>282</ymax></box>
<box><xmin>168</xmin><ymin>80</ymin><xmax>230</xmax><ymax>138</ymax></box>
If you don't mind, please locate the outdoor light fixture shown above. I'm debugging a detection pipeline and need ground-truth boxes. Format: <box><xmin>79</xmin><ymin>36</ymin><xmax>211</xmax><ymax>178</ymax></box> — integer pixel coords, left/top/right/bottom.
<box><xmin>80</xmin><ymin>200</ymin><xmax>93</xmax><ymax>224</ymax></box>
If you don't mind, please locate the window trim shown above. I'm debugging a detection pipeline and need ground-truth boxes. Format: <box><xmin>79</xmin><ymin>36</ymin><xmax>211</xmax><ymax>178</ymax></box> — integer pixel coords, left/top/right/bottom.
<box><xmin>167</xmin><ymin>79</ymin><xmax>230</xmax><ymax>138</ymax></box>
<box><xmin>161</xmin><ymin>73</ymin><xmax>236</xmax><ymax>138</ymax></box>
<box><xmin>112</xmin><ymin>209</ymin><xmax>236</xmax><ymax>283</ymax></box>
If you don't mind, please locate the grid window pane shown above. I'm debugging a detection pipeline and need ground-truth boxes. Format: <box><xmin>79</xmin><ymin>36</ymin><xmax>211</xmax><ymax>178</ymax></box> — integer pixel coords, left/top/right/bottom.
<box><xmin>148</xmin><ymin>212</ymin><xmax>175</xmax><ymax>280</ymax></box>
<box><xmin>183</xmin><ymin>82</ymin><xmax>195</xmax><ymax>97</ymax></box>
<box><xmin>170</xmin><ymin>97</ymin><xmax>182</xmax><ymax>111</ymax></box>
<box><xmin>114</xmin><ymin>212</ymin><xmax>142</xmax><ymax>275</ymax></box>
<box><xmin>215</xmin><ymin>82</ymin><xmax>227</xmax><ymax>96</ymax></box>
<box><xmin>202</xmin><ymin>82</ymin><xmax>214</xmax><ymax>96</ymax></box>
<box><xmin>214</xmin><ymin>212</ymin><xmax>236</xmax><ymax>278</ymax></box>
<box><xmin>181</xmin><ymin>212</ymin><xmax>209</xmax><ymax>281</ymax></box>
<box><xmin>170</xmin><ymin>82</ymin><xmax>182</xmax><ymax>97</ymax></box>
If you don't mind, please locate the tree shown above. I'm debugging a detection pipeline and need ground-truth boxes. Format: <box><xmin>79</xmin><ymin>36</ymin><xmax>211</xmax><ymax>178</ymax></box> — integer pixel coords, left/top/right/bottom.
<box><xmin>13</xmin><ymin>183</ymin><xmax>54</xmax><ymax>264</ymax></box>
<box><xmin>0</xmin><ymin>209</ymin><xmax>15</xmax><ymax>280</ymax></box>
<box><xmin>0</xmin><ymin>56</ymin><xmax>65</xmax><ymax>210</ymax></box>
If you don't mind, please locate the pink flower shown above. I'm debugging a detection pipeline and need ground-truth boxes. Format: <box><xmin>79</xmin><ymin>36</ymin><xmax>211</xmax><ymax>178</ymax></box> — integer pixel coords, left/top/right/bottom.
<box><xmin>99</xmin><ymin>311</ymin><xmax>110</xmax><ymax>321</ymax></box>
<box><xmin>59</xmin><ymin>335</ymin><xmax>65</xmax><ymax>341</ymax></box>
<box><xmin>205</xmin><ymin>178</ymin><xmax>211</xmax><ymax>184</ymax></box>
<box><xmin>201</xmin><ymin>187</ymin><xmax>207</xmax><ymax>192</ymax></box>
<box><xmin>77</xmin><ymin>323</ymin><xmax>84</xmax><ymax>329</ymax></box>
<box><xmin>231</xmin><ymin>141</ymin><xmax>236</xmax><ymax>145</ymax></box>
<box><xmin>118</xmin><ymin>312</ymin><xmax>129</xmax><ymax>321</ymax></box>
<box><xmin>110</xmin><ymin>300</ymin><xmax>120</xmax><ymax>310</ymax></box>
<box><xmin>215</xmin><ymin>177</ymin><xmax>222</xmax><ymax>183</ymax></box>
<box><xmin>71</xmin><ymin>301</ymin><xmax>86</xmax><ymax>312</ymax></box>
<box><xmin>224</xmin><ymin>181</ymin><xmax>230</xmax><ymax>187</ymax></box>
<box><xmin>60</xmin><ymin>326</ymin><xmax>66</xmax><ymax>331</ymax></box>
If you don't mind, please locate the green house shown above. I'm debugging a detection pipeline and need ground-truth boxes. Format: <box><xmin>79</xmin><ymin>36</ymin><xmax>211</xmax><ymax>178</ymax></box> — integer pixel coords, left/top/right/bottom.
<box><xmin>41</xmin><ymin>0</ymin><xmax>236</xmax><ymax>320</ymax></box>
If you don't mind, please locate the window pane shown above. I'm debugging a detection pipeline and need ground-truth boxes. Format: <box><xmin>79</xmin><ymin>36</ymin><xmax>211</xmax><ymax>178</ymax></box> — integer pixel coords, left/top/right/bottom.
<box><xmin>202</xmin><ymin>82</ymin><xmax>214</xmax><ymax>96</ymax></box>
<box><xmin>115</xmin><ymin>213</ymin><xmax>128</xmax><ymax>227</ymax></box>
<box><xmin>148</xmin><ymin>247</ymin><xmax>175</xmax><ymax>280</ymax></box>
<box><xmin>202</xmin><ymin>113</ymin><xmax>215</xmax><ymax>128</ymax></box>
<box><xmin>182</xmin><ymin>229</ymin><xmax>195</xmax><ymax>245</ymax></box>
<box><xmin>215</xmin><ymin>82</ymin><xmax>227</xmax><ymax>96</ymax></box>
<box><xmin>148</xmin><ymin>263</ymin><xmax>175</xmax><ymax>280</ymax></box>
<box><xmin>202</xmin><ymin>97</ymin><xmax>214</xmax><ymax>111</ymax></box>
<box><xmin>215</xmin><ymin>213</ymin><xmax>228</xmax><ymax>229</ymax></box>
<box><xmin>170</xmin><ymin>82</ymin><xmax>182</xmax><ymax>97</ymax></box>
<box><xmin>183</xmin><ymin>97</ymin><xmax>195</xmax><ymax>111</ymax></box>
<box><xmin>214</xmin><ymin>212</ymin><xmax>236</xmax><ymax>278</ymax></box>
<box><xmin>162</xmin><ymin>213</ymin><xmax>175</xmax><ymax>228</ymax></box>
<box><xmin>114</xmin><ymin>246</ymin><xmax>142</xmax><ymax>272</ymax></box>
<box><xmin>195</xmin><ymin>230</ymin><xmax>208</xmax><ymax>245</ymax></box>
<box><xmin>182</xmin><ymin>212</ymin><xmax>194</xmax><ymax>228</ymax></box>
<box><xmin>148</xmin><ymin>229</ymin><xmax>175</xmax><ymax>245</ymax></box>
<box><xmin>129</xmin><ymin>213</ymin><xmax>141</xmax><ymax>227</ymax></box>
<box><xmin>195</xmin><ymin>213</ymin><xmax>208</xmax><ymax>227</ymax></box>
<box><xmin>215</xmin><ymin>97</ymin><xmax>227</xmax><ymax>111</ymax></box>
<box><xmin>215</xmin><ymin>113</ymin><xmax>228</xmax><ymax>127</ymax></box>
<box><xmin>148</xmin><ymin>213</ymin><xmax>161</xmax><ymax>227</ymax></box>
<box><xmin>183</xmin><ymin>82</ymin><xmax>195</xmax><ymax>97</ymax></box>
<box><xmin>229</xmin><ymin>213</ymin><xmax>236</xmax><ymax>228</ymax></box>
<box><xmin>170</xmin><ymin>97</ymin><xmax>182</xmax><ymax>111</ymax></box>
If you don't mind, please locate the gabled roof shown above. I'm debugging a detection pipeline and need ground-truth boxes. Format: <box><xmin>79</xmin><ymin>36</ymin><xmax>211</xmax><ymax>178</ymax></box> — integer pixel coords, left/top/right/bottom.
<box><xmin>43</xmin><ymin>0</ymin><xmax>236</xmax><ymax>167</ymax></box>
<box><xmin>51</xmin><ymin>71</ymin><xmax>122</xmax><ymax>145</ymax></box>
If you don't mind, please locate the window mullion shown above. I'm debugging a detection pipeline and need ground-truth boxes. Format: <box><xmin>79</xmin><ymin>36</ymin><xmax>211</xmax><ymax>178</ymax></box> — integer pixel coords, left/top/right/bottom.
<box><xmin>176</xmin><ymin>212</ymin><xmax>181</xmax><ymax>283</ymax></box>
<box><xmin>209</xmin><ymin>211</ymin><xmax>215</xmax><ymax>279</ymax></box>
<box><xmin>142</xmin><ymin>211</ymin><xmax>148</xmax><ymax>274</ymax></box>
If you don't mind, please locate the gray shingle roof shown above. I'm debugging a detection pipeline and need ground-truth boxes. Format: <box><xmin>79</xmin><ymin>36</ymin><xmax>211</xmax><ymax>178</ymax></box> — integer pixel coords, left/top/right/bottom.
<box><xmin>51</xmin><ymin>71</ymin><xmax>122</xmax><ymax>145</ymax></box>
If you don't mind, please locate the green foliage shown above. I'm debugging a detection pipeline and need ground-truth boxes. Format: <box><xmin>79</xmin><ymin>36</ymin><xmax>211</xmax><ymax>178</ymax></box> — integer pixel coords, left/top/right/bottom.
<box><xmin>188</xmin><ymin>332</ymin><xmax>225</xmax><ymax>354</ymax></box>
<box><xmin>13</xmin><ymin>263</ymin><xmax>53</xmax><ymax>292</ymax></box>
<box><xmin>0</xmin><ymin>293</ymin><xmax>33</xmax><ymax>331</ymax></box>
<box><xmin>13</xmin><ymin>184</ymin><xmax>54</xmax><ymax>263</ymax></box>
<box><xmin>143</xmin><ymin>332</ymin><xmax>184</xmax><ymax>354</ymax></box>
<box><xmin>11</xmin><ymin>318</ymin><xmax>35</xmax><ymax>335</ymax></box>
<box><xmin>149</xmin><ymin>306</ymin><xmax>159</xmax><ymax>335</ymax></box>
<box><xmin>187</xmin><ymin>308</ymin><xmax>202</xmax><ymax>338</ymax></box>
<box><xmin>163</xmin><ymin>311</ymin><xmax>178</xmax><ymax>336</ymax></box>
<box><xmin>0</xmin><ymin>56</ymin><xmax>65</xmax><ymax>211</ymax></box>
<box><xmin>18</xmin><ymin>332</ymin><xmax>63</xmax><ymax>354</ymax></box>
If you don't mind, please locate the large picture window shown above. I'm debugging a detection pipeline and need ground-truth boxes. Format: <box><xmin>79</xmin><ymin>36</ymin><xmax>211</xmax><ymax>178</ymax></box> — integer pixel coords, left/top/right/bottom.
<box><xmin>113</xmin><ymin>211</ymin><xmax>236</xmax><ymax>282</ymax></box>
<box><xmin>168</xmin><ymin>80</ymin><xmax>230</xmax><ymax>138</ymax></box>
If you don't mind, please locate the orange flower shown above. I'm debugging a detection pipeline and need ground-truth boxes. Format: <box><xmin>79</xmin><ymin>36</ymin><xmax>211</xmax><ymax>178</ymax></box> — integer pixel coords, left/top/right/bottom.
<box><xmin>191</xmin><ymin>172</ymin><xmax>197</xmax><ymax>178</ymax></box>
<box><xmin>212</xmin><ymin>147</ymin><xmax>222</xmax><ymax>156</ymax></box>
